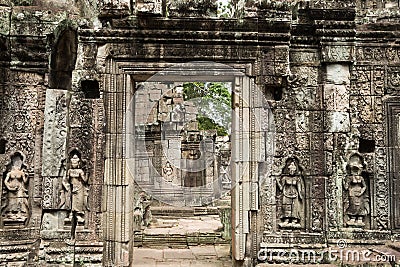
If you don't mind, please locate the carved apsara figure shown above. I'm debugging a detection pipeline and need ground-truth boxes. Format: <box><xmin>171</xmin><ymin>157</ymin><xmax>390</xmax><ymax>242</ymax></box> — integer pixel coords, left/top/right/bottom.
<box><xmin>163</xmin><ymin>162</ymin><xmax>174</xmax><ymax>182</ymax></box>
<box><xmin>344</xmin><ymin>154</ymin><xmax>369</xmax><ymax>227</ymax></box>
<box><xmin>276</xmin><ymin>158</ymin><xmax>304</xmax><ymax>229</ymax></box>
<box><xmin>62</xmin><ymin>149</ymin><xmax>89</xmax><ymax>224</ymax></box>
<box><xmin>1</xmin><ymin>152</ymin><xmax>29</xmax><ymax>226</ymax></box>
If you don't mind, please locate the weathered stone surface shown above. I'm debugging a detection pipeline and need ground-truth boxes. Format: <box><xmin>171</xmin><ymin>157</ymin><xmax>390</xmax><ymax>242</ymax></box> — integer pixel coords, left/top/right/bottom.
<box><xmin>1</xmin><ymin>0</ymin><xmax>400</xmax><ymax>266</ymax></box>
<box><xmin>41</xmin><ymin>89</ymin><xmax>68</xmax><ymax>178</ymax></box>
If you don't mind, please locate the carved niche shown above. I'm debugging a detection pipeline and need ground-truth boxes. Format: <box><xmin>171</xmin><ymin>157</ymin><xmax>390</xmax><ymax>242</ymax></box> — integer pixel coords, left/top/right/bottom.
<box><xmin>343</xmin><ymin>153</ymin><xmax>370</xmax><ymax>228</ymax></box>
<box><xmin>49</xmin><ymin>28</ymin><xmax>77</xmax><ymax>90</ymax></box>
<box><xmin>1</xmin><ymin>152</ymin><xmax>30</xmax><ymax>227</ymax></box>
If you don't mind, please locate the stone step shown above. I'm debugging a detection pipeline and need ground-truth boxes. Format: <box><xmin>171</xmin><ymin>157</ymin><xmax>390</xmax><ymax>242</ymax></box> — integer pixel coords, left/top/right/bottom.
<box><xmin>133</xmin><ymin>245</ymin><xmax>232</xmax><ymax>266</ymax></box>
<box><xmin>134</xmin><ymin>232</ymin><xmax>229</xmax><ymax>248</ymax></box>
<box><xmin>151</xmin><ymin>206</ymin><xmax>220</xmax><ymax>217</ymax></box>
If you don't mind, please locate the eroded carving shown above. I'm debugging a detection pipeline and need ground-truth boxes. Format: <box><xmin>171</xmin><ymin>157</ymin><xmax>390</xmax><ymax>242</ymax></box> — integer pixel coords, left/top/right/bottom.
<box><xmin>344</xmin><ymin>154</ymin><xmax>370</xmax><ymax>228</ymax></box>
<box><xmin>276</xmin><ymin>157</ymin><xmax>304</xmax><ymax>229</ymax></box>
<box><xmin>42</xmin><ymin>89</ymin><xmax>68</xmax><ymax>180</ymax></box>
<box><xmin>133</xmin><ymin>191</ymin><xmax>152</xmax><ymax>232</ymax></box>
<box><xmin>1</xmin><ymin>152</ymin><xmax>29</xmax><ymax>227</ymax></box>
<box><xmin>62</xmin><ymin>149</ymin><xmax>89</xmax><ymax>228</ymax></box>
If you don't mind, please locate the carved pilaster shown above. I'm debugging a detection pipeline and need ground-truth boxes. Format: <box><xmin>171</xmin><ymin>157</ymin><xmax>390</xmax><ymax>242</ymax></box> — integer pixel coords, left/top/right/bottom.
<box><xmin>41</xmin><ymin>89</ymin><xmax>68</xmax><ymax>209</ymax></box>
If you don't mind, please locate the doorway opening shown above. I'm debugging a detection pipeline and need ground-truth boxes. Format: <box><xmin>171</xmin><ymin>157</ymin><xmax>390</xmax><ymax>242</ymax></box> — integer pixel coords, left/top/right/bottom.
<box><xmin>132</xmin><ymin>79</ymin><xmax>233</xmax><ymax>250</ymax></box>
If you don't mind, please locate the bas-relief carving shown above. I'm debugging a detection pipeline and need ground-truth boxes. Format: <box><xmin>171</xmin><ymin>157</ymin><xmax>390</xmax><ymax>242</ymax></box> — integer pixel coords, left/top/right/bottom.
<box><xmin>260</xmin><ymin>160</ymin><xmax>275</xmax><ymax>232</ymax></box>
<box><xmin>387</xmin><ymin>66</ymin><xmax>400</xmax><ymax>94</ymax></box>
<box><xmin>1</xmin><ymin>152</ymin><xmax>29</xmax><ymax>227</ymax></box>
<box><xmin>41</xmin><ymin>92</ymin><xmax>68</xmax><ymax>212</ymax></box>
<box><xmin>311</xmin><ymin>198</ymin><xmax>323</xmax><ymax>232</ymax></box>
<box><xmin>109</xmin><ymin>43</ymin><xmax>259</xmax><ymax>61</ymax></box>
<box><xmin>322</xmin><ymin>46</ymin><xmax>354</xmax><ymax>62</ymax></box>
<box><xmin>343</xmin><ymin>154</ymin><xmax>370</xmax><ymax>228</ymax></box>
<box><xmin>349</xmin><ymin>63</ymin><xmax>387</xmax><ymax>230</ymax></box>
<box><xmin>288</xmin><ymin>66</ymin><xmax>318</xmax><ymax>87</ymax></box>
<box><xmin>162</xmin><ymin>162</ymin><xmax>174</xmax><ymax>182</ymax></box>
<box><xmin>290</xmin><ymin>50</ymin><xmax>319</xmax><ymax>64</ymax></box>
<box><xmin>217</xmin><ymin>138</ymin><xmax>231</xmax><ymax>190</ymax></box>
<box><xmin>356</xmin><ymin>46</ymin><xmax>400</xmax><ymax>63</ymax></box>
<box><xmin>102</xmin><ymin>0</ymin><xmax>128</xmax><ymax>7</ymax></box>
<box><xmin>5</xmin><ymin>2</ymin><xmax>400</xmax><ymax>265</ymax></box>
<box><xmin>375</xmin><ymin>147</ymin><xmax>388</xmax><ymax>230</ymax></box>
<box><xmin>276</xmin><ymin>158</ymin><xmax>305</xmax><ymax>229</ymax></box>
<box><xmin>310</xmin><ymin>0</ymin><xmax>355</xmax><ymax>8</ymax></box>
<box><xmin>61</xmin><ymin>149</ymin><xmax>89</xmax><ymax>228</ymax></box>
<box><xmin>136</xmin><ymin>0</ymin><xmax>163</xmax><ymax>15</ymax></box>
<box><xmin>41</xmin><ymin>89</ymin><xmax>68</xmax><ymax>208</ymax></box>
<box><xmin>264</xmin><ymin>154</ymin><xmax>327</xmax><ymax>237</ymax></box>
<box><xmin>351</xmin><ymin>65</ymin><xmax>371</xmax><ymax>89</ymax></box>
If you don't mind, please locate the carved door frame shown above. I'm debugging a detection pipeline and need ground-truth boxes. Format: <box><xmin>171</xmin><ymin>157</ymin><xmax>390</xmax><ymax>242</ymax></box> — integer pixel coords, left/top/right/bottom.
<box><xmin>386</xmin><ymin>98</ymin><xmax>400</xmax><ymax>230</ymax></box>
<box><xmin>103</xmin><ymin>59</ymin><xmax>264</xmax><ymax>265</ymax></box>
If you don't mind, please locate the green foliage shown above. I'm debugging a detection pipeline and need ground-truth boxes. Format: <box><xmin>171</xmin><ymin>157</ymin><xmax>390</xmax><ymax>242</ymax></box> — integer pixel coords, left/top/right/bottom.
<box><xmin>183</xmin><ymin>82</ymin><xmax>231</xmax><ymax>136</ymax></box>
<box><xmin>183</xmin><ymin>82</ymin><xmax>207</xmax><ymax>100</ymax></box>
<box><xmin>183</xmin><ymin>82</ymin><xmax>231</xmax><ymax>106</ymax></box>
<box><xmin>217</xmin><ymin>0</ymin><xmax>234</xmax><ymax>18</ymax></box>
<box><xmin>197</xmin><ymin>115</ymin><xmax>228</xmax><ymax>136</ymax></box>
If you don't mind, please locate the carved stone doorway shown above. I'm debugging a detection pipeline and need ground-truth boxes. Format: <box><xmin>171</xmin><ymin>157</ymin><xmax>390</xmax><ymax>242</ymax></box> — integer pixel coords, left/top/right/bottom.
<box><xmin>387</xmin><ymin>99</ymin><xmax>400</xmax><ymax>229</ymax></box>
<box><xmin>103</xmin><ymin>60</ymin><xmax>272</xmax><ymax>265</ymax></box>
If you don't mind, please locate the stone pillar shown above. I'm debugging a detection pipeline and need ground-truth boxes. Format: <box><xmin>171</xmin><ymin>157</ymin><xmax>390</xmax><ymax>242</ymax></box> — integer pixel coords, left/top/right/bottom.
<box><xmin>232</xmin><ymin>75</ymin><xmax>261</xmax><ymax>266</ymax></box>
<box><xmin>232</xmin><ymin>76</ymin><xmax>246</xmax><ymax>263</ymax></box>
<box><xmin>324</xmin><ymin>62</ymin><xmax>351</xmax><ymax>230</ymax></box>
<box><xmin>321</xmin><ymin>44</ymin><xmax>354</xmax><ymax>235</ymax></box>
<box><xmin>41</xmin><ymin>89</ymin><xmax>68</xmax><ymax>210</ymax></box>
<box><xmin>103</xmin><ymin>72</ymin><xmax>135</xmax><ymax>266</ymax></box>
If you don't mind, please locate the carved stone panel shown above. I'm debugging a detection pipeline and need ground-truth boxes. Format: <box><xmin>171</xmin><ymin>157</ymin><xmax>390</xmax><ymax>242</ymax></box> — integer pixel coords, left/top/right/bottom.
<box><xmin>387</xmin><ymin>66</ymin><xmax>400</xmax><ymax>94</ymax></box>
<box><xmin>136</xmin><ymin>0</ymin><xmax>163</xmax><ymax>15</ymax></box>
<box><xmin>351</xmin><ymin>65</ymin><xmax>372</xmax><ymax>95</ymax></box>
<box><xmin>322</xmin><ymin>45</ymin><xmax>354</xmax><ymax>63</ymax></box>
<box><xmin>41</xmin><ymin>89</ymin><xmax>68</xmax><ymax>178</ymax></box>
<box><xmin>41</xmin><ymin>89</ymin><xmax>68</xmax><ymax>210</ymax></box>
<box><xmin>324</xmin><ymin>84</ymin><xmax>349</xmax><ymax>111</ymax></box>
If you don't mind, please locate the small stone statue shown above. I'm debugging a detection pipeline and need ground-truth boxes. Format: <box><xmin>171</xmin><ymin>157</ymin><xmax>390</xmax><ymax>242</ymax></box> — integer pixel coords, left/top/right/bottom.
<box><xmin>344</xmin><ymin>154</ymin><xmax>369</xmax><ymax>227</ymax></box>
<box><xmin>133</xmin><ymin>191</ymin><xmax>152</xmax><ymax>232</ymax></box>
<box><xmin>276</xmin><ymin>158</ymin><xmax>304</xmax><ymax>229</ymax></box>
<box><xmin>1</xmin><ymin>152</ymin><xmax>29</xmax><ymax>227</ymax></box>
<box><xmin>62</xmin><ymin>149</ymin><xmax>89</xmax><ymax>226</ymax></box>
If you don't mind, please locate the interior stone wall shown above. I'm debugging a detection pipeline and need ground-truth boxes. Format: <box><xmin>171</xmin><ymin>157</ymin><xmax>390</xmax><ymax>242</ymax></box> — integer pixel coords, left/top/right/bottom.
<box><xmin>0</xmin><ymin>0</ymin><xmax>400</xmax><ymax>266</ymax></box>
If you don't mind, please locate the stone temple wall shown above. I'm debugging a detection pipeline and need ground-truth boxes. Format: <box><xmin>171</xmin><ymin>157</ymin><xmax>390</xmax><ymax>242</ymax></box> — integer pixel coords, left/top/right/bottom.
<box><xmin>0</xmin><ymin>0</ymin><xmax>400</xmax><ymax>266</ymax></box>
<box><xmin>133</xmin><ymin>81</ymin><xmax>231</xmax><ymax>206</ymax></box>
